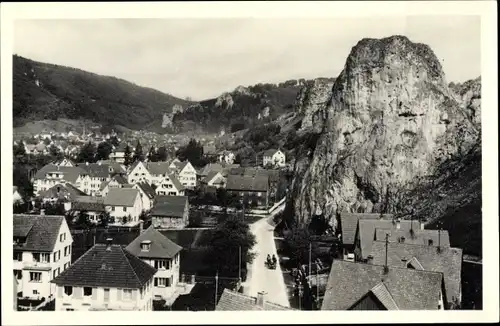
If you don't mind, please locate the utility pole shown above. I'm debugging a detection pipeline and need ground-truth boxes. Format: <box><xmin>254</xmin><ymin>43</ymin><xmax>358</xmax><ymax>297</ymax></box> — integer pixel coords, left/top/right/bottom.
<box><xmin>238</xmin><ymin>246</ymin><xmax>242</xmax><ymax>283</ymax></box>
<box><xmin>308</xmin><ymin>242</ymin><xmax>312</xmax><ymax>277</ymax></box>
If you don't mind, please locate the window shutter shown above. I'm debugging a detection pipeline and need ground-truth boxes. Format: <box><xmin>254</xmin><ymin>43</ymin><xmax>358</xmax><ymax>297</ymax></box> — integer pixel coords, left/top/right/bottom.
<box><xmin>74</xmin><ymin>287</ymin><xmax>82</xmax><ymax>299</ymax></box>
<box><xmin>132</xmin><ymin>289</ymin><xmax>137</xmax><ymax>300</ymax></box>
<box><xmin>92</xmin><ymin>288</ymin><xmax>98</xmax><ymax>300</ymax></box>
<box><xmin>57</xmin><ymin>286</ymin><xmax>63</xmax><ymax>297</ymax></box>
<box><xmin>116</xmin><ymin>288</ymin><xmax>122</xmax><ymax>301</ymax></box>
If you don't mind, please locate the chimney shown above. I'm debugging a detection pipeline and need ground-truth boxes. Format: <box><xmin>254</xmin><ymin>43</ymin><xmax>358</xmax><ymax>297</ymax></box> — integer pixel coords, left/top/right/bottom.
<box><xmin>396</xmin><ymin>219</ymin><xmax>401</xmax><ymax>230</ymax></box>
<box><xmin>256</xmin><ymin>291</ymin><xmax>266</xmax><ymax>307</ymax></box>
<box><xmin>106</xmin><ymin>238</ymin><xmax>113</xmax><ymax>251</ymax></box>
<box><xmin>40</xmin><ymin>209</ymin><xmax>45</xmax><ymax>216</ymax></box>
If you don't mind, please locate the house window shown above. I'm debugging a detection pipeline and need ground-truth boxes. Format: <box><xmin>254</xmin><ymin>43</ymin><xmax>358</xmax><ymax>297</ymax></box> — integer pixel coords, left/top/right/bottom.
<box><xmin>154</xmin><ymin>260</ymin><xmax>167</xmax><ymax>269</ymax></box>
<box><xmin>30</xmin><ymin>272</ymin><xmax>42</xmax><ymax>282</ymax></box>
<box><xmin>123</xmin><ymin>206</ymin><xmax>127</xmax><ymax>212</ymax></box>
<box><xmin>33</xmin><ymin>290</ymin><xmax>39</xmax><ymax>295</ymax></box>
<box><xmin>123</xmin><ymin>289</ymin><xmax>133</xmax><ymax>300</ymax></box>
<box><xmin>14</xmin><ymin>269</ymin><xmax>22</xmax><ymax>279</ymax></box>
<box><xmin>64</xmin><ymin>286</ymin><xmax>73</xmax><ymax>296</ymax></box>
<box><xmin>14</xmin><ymin>251</ymin><xmax>22</xmax><ymax>261</ymax></box>
<box><xmin>104</xmin><ymin>288</ymin><xmax>110</xmax><ymax>302</ymax></box>
<box><xmin>154</xmin><ymin>277</ymin><xmax>171</xmax><ymax>287</ymax></box>
<box><xmin>53</xmin><ymin>269</ymin><xmax>57</xmax><ymax>279</ymax></box>
<box><xmin>83</xmin><ymin>287</ymin><xmax>92</xmax><ymax>296</ymax></box>
<box><xmin>33</xmin><ymin>253</ymin><xmax>41</xmax><ymax>262</ymax></box>
<box><xmin>112</xmin><ymin>206</ymin><xmax>115</xmax><ymax>211</ymax></box>
<box><xmin>41</xmin><ymin>253</ymin><xmax>50</xmax><ymax>263</ymax></box>
<box><xmin>64</xmin><ymin>262</ymin><xmax>70</xmax><ymax>270</ymax></box>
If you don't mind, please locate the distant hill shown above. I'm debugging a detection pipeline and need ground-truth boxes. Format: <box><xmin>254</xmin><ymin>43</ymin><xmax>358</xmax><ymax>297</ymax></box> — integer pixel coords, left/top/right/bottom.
<box><xmin>13</xmin><ymin>55</ymin><xmax>193</xmax><ymax>131</ymax></box>
<box><xmin>166</xmin><ymin>79</ymin><xmax>330</xmax><ymax>134</ymax></box>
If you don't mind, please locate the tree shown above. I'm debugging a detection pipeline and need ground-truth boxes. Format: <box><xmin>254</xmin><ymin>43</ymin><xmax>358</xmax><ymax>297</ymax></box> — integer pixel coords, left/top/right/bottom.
<box><xmin>76</xmin><ymin>141</ymin><xmax>96</xmax><ymax>163</ymax></box>
<box><xmin>199</xmin><ymin>215</ymin><xmax>256</xmax><ymax>278</ymax></box>
<box><xmin>75</xmin><ymin>211</ymin><xmax>92</xmax><ymax>229</ymax></box>
<box><xmin>124</xmin><ymin>145</ymin><xmax>132</xmax><ymax>167</ymax></box>
<box><xmin>96</xmin><ymin>141</ymin><xmax>113</xmax><ymax>161</ymax></box>
<box><xmin>176</xmin><ymin>139</ymin><xmax>204</xmax><ymax>167</ymax></box>
<box><xmin>98</xmin><ymin>212</ymin><xmax>113</xmax><ymax>227</ymax></box>
<box><xmin>133</xmin><ymin>140</ymin><xmax>144</xmax><ymax>162</ymax></box>
<box><xmin>43</xmin><ymin>138</ymin><xmax>51</xmax><ymax>146</ymax></box>
<box><xmin>13</xmin><ymin>165</ymin><xmax>34</xmax><ymax>199</ymax></box>
<box><xmin>308</xmin><ymin>214</ymin><xmax>331</xmax><ymax>236</ymax></box>
<box><xmin>49</xmin><ymin>145</ymin><xmax>63</xmax><ymax>161</ymax></box>
<box><xmin>283</xmin><ymin>227</ymin><xmax>319</xmax><ymax>267</ymax></box>
<box><xmin>109</xmin><ymin>136</ymin><xmax>119</xmax><ymax>147</ymax></box>
<box><xmin>147</xmin><ymin>146</ymin><xmax>156</xmax><ymax>162</ymax></box>
<box><xmin>43</xmin><ymin>201</ymin><xmax>66</xmax><ymax>215</ymax></box>
<box><xmin>234</xmin><ymin>154</ymin><xmax>242</xmax><ymax>164</ymax></box>
<box><xmin>13</xmin><ymin>143</ymin><xmax>26</xmax><ymax>156</ymax></box>
<box><xmin>156</xmin><ymin>146</ymin><xmax>168</xmax><ymax>162</ymax></box>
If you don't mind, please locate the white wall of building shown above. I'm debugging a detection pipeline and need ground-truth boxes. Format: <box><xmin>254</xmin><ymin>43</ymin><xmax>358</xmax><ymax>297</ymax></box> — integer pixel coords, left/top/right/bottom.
<box><xmin>141</xmin><ymin>254</ymin><xmax>180</xmax><ymax>301</ymax></box>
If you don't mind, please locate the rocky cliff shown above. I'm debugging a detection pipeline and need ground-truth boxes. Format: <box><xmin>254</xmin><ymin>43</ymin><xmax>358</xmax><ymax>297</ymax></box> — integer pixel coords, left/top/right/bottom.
<box><xmin>295</xmin><ymin>78</ymin><xmax>335</xmax><ymax>133</ymax></box>
<box><xmin>290</xmin><ymin>35</ymin><xmax>480</xmax><ymax>228</ymax></box>
<box><xmin>450</xmin><ymin>77</ymin><xmax>481</xmax><ymax>129</ymax></box>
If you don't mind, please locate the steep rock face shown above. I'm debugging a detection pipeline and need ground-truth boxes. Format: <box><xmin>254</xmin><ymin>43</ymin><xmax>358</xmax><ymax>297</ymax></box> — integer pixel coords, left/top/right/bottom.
<box><xmin>291</xmin><ymin>35</ymin><xmax>479</xmax><ymax>227</ymax></box>
<box><xmin>450</xmin><ymin>77</ymin><xmax>481</xmax><ymax>129</ymax></box>
<box><xmin>161</xmin><ymin>104</ymin><xmax>185</xmax><ymax>129</ymax></box>
<box><xmin>295</xmin><ymin>78</ymin><xmax>335</xmax><ymax>133</ymax></box>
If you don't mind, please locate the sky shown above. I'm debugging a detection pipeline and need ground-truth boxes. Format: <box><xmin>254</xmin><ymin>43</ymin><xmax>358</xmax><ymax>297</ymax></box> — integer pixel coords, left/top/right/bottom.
<box><xmin>13</xmin><ymin>16</ymin><xmax>481</xmax><ymax>100</ymax></box>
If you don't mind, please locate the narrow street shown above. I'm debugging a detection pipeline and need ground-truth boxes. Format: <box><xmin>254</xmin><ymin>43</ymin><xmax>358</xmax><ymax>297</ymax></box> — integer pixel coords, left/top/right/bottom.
<box><xmin>243</xmin><ymin>216</ymin><xmax>290</xmax><ymax>308</ymax></box>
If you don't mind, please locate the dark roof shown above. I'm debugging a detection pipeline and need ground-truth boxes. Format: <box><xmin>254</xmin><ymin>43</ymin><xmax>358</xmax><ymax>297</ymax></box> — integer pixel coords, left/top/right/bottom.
<box><xmin>78</xmin><ymin>163</ymin><xmax>114</xmax><ymax>178</ymax></box>
<box><xmin>198</xmin><ymin>163</ymin><xmax>224</xmax><ymax>176</ymax></box>
<box><xmin>52</xmin><ymin>244</ymin><xmax>156</xmax><ymax>289</ymax></box>
<box><xmin>136</xmin><ymin>182</ymin><xmax>156</xmax><ymax>199</ymax></box>
<box><xmin>13</xmin><ymin>214</ymin><xmax>67</xmax><ymax>252</ymax></box>
<box><xmin>125</xmin><ymin>226</ymin><xmax>182</xmax><ymax>259</ymax></box>
<box><xmin>104</xmin><ymin>188</ymin><xmax>140</xmax><ymax>207</ymax></box>
<box><xmin>356</xmin><ymin>219</ymin><xmax>422</xmax><ymax>260</ymax></box>
<box><xmin>34</xmin><ymin>164</ymin><xmax>84</xmax><ymax>183</ymax></box>
<box><xmin>113</xmin><ymin>174</ymin><xmax>128</xmax><ymax>185</ymax></box>
<box><xmin>201</xmin><ymin>171</ymin><xmax>224</xmax><ymax>184</ymax></box>
<box><xmin>374</xmin><ymin>229</ymin><xmax>451</xmax><ymax>248</ymax></box>
<box><xmin>226</xmin><ymin>174</ymin><xmax>269</xmax><ymax>192</ymax></box>
<box><xmin>216</xmin><ymin>289</ymin><xmax>292</xmax><ymax>311</ymax></box>
<box><xmin>203</xmin><ymin>144</ymin><xmax>217</xmax><ymax>155</ymax></box>
<box><xmin>369</xmin><ymin>242</ymin><xmax>463</xmax><ymax>304</ymax></box>
<box><xmin>72</xmin><ymin>200</ymin><xmax>106</xmax><ymax>212</ymax></box>
<box><xmin>39</xmin><ymin>183</ymin><xmax>87</xmax><ymax>201</ymax></box>
<box><xmin>321</xmin><ymin>260</ymin><xmax>443</xmax><ymax>310</ymax></box>
<box><xmin>150</xmin><ymin>196</ymin><xmax>188</xmax><ymax>218</ymax></box>
<box><xmin>146</xmin><ymin>162</ymin><xmax>174</xmax><ymax>176</ymax></box>
<box><xmin>263</xmin><ymin>148</ymin><xmax>279</xmax><ymax>157</ymax></box>
<box><xmin>340</xmin><ymin>213</ymin><xmax>393</xmax><ymax>246</ymax></box>
<box><xmin>228</xmin><ymin>167</ymin><xmax>279</xmax><ymax>182</ymax></box>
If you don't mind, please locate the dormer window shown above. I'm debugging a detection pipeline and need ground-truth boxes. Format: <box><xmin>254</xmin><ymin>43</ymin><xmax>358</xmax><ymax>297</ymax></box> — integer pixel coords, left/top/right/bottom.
<box><xmin>141</xmin><ymin>240</ymin><xmax>152</xmax><ymax>251</ymax></box>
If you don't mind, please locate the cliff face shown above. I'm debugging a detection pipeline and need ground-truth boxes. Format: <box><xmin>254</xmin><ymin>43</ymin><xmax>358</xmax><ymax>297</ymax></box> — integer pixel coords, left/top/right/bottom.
<box><xmin>450</xmin><ymin>77</ymin><xmax>481</xmax><ymax>129</ymax></box>
<box><xmin>295</xmin><ymin>78</ymin><xmax>335</xmax><ymax>133</ymax></box>
<box><xmin>291</xmin><ymin>35</ymin><xmax>479</xmax><ymax>228</ymax></box>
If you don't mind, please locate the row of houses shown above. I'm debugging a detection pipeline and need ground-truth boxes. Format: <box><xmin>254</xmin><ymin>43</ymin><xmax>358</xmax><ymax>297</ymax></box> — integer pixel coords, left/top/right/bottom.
<box><xmin>315</xmin><ymin>213</ymin><xmax>463</xmax><ymax>310</ymax></box>
<box><xmin>203</xmin><ymin>144</ymin><xmax>287</xmax><ymax>168</ymax></box>
<box><xmin>13</xmin><ymin>213</ymin><xmax>187</xmax><ymax>310</ymax></box>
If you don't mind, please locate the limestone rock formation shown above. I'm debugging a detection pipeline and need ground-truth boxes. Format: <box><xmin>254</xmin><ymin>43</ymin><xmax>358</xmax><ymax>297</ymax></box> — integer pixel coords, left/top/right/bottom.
<box><xmin>450</xmin><ymin>77</ymin><xmax>481</xmax><ymax>129</ymax></box>
<box><xmin>215</xmin><ymin>92</ymin><xmax>235</xmax><ymax>109</ymax></box>
<box><xmin>161</xmin><ymin>104</ymin><xmax>184</xmax><ymax>129</ymax></box>
<box><xmin>290</xmin><ymin>35</ymin><xmax>479</xmax><ymax>228</ymax></box>
<box><xmin>295</xmin><ymin>78</ymin><xmax>335</xmax><ymax>133</ymax></box>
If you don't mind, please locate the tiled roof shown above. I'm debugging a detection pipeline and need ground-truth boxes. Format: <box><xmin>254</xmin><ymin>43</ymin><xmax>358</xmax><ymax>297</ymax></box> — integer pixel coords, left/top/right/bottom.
<box><xmin>321</xmin><ymin>260</ymin><xmax>443</xmax><ymax>310</ymax></box>
<box><xmin>340</xmin><ymin>213</ymin><xmax>393</xmax><ymax>246</ymax></box>
<box><xmin>263</xmin><ymin>148</ymin><xmax>279</xmax><ymax>157</ymax></box>
<box><xmin>201</xmin><ymin>171</ymin><xmax>224</xmax><ymax>185</ymax></box>
<box><xmin>169</xmin><ymin>174</ymin><xmax>185</xmax><ymax>191</ymax></box>
<box><xmin>136</xmin><ymin>182</ymin><xmax>156</xmax><ymax>199</ymax></box>
<box><xmin>78</xmin><ymin>163</ymin><xmax>113</xmax><ymax>178</ymax></box>
<box><xmin>226</xmin><ymin>174</ymin><xmax>269</xmax><ymax>192</ymax></box>
<box><xmin>369</xmin><ymin>241</ymin><xmax>463</xmax><ymax>305</ymax></box>
<box><xmin>150</xmin><ymin>196</ymin><xmax>188</xmax><ymax>218</ymax></box>
<box><xmin>146</xmin><ymin>162</ymin><xmax>173</xmax><ymax>176</ymax></box>
<box><xmin>113</xmin><ymin>174</ymin><xmax>128</xmax><ymax>184</ymax></box>
<box><xmin>51</xmin><ymin>244</ymin><xmax>157</xmax><ymax>289</ymax></box>
<box><xmin>34</xmin><ymin>164</ymin><xmax>84</xmax><ymax>183</ymax></box>
<box><xmin>125</xmin><ymin>226</ymin><xmax>182</xmax><ymax>259</ymax></box>
<box><xmin>374</xmin><ymin>229</ymin><xmax>450</xmax><ymax>248</ymax></box>
<box><xmin>104</xmin><ymin>188</ymin><xmax>140</xmax><ymax>207</ymax></box>
<box><xmin>198</xmin><ymin>163</ymin><xmax>224</xmax><ymax>176</ymax></box>
<box><xmin>356</xmin><ymin>219</ymin><xmax>422</xmax><ymax>260</ymax></box>
<box><xmin>72</xmin><ymin>200</ymin><xmax>106</xmax><ymax>212</ymax></box>
<box><xmin>369</xmin><ymin>282</ymin><xmax>399</xmax><ymax>310</ymax></box>
<box><xmin>39</xmin><ymin>183</ymin><xmax>87</xmax><ymax>201</ymax></box>
<box><xmin>216</xmin><ymin>289</ymin><xmax>293</xmax><ymax>311</ymax></box>
<box><xmin>228</xmin><ymin>167</ymin><xmax>279</xmax><ymax>182</ymax></box>
<box><xmin>13</xmin><ymin>214</ymin><xmax>66</xmax><ymax>252</ymax></box>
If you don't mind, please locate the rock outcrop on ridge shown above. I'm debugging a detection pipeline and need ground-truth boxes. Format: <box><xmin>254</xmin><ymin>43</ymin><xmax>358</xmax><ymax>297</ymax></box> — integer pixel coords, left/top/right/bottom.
<box><xmin>290</xmin><ymin>35</ymin><xmax>480</xmax><ymax>228</ymax></box>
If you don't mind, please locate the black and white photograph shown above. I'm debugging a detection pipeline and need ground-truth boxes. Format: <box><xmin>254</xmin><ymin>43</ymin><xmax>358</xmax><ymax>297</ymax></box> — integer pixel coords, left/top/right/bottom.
<box><xmin>1</xmin><ymin>1</ymin><xmax>498</xmax><ymax>324</ymax></box>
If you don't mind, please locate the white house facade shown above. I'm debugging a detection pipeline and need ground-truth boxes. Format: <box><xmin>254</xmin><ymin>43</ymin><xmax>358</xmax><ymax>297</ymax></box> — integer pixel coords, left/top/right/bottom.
<box><xmin>104</xmin><ymin>188</ymin><xmax>143</xmax><ymax>221</ymax></box>
<box><xmin>13</xmin><ymin>214</ymin><xmax>73</xmax><ymax>300</ymax></box>
<box><xmin>263</xmin><ymin>149</ymin><xmax>286</xmax><ymax>168</ymax></box>
<box><xmin>127</xmin><ymin>161</ymin><xmax>152</xmax><ymax>185</ymax></box>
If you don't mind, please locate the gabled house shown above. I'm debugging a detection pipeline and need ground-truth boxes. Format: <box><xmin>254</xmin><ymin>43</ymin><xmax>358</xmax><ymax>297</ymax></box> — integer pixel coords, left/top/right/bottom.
<box><xmin>216</xmin><ymin>289</ymin><xmax>293</xmax><ymax>311</ymax></box>
<box><xmin>145</xmin><ymin>162</ymin><xmax>177</xmax><ymax>186</ymax></box>
<box><xmin>339</xmin><ymin>213</ymin><xmax>394</xmax><ymax>259</ymax></box>
<box><xmin>225</xmin><ymin>174</ymin><xmax>269</xmax><ymax>208</ymax></box>
<box><xmin>170</xmin><ymin>160</ymin><xmax>197</xmax><ymax>189</ymax></box>
<box><xmin>13</xmin><ymin>186</ymin><xmax>24</xmax><ymax>204</ymax></box>
<box><xmin>218</xmin><ymin>151</ymin><xmax>235</xmax><ymax>165</ymax></box>
<box><xmin>127</xmin><ymin>161</ymin><xmax>152</xmax><ymax>185</ymax></box>
<box><xmin>368</xmin><ymin>241</ymin><xmax>463</xmax><ymax>308</ymax></box>
<box><xmin>51</xmin><ymin>240</ymin><xmax>156</xmax><ymax>311</ymax></box>
<box><xmin>109</xmin><ymin>143</ymin><xmax>133</xmax><ymax>164</ymax></box>
<box><xmin>155</xmin><ymin>173</ymin><xmax>185</xmax><ymax>196</ymax></box>
<box><xmin>70</xmin><ymin>196</ymin><xmax>107</xmax><ymax>222</ymax></box>
<box><xmin>32</xmin><ymin>164</ymin><xmax>85</xmax><ymax>195</ymax></box>
<box><xmin>132</xmin><ymin>182</ymin><xmax>156</xmax><ymax>212</ymax></box>
<box><xmin>262</xmin><ymin>148</ymin><xmax>286</xmax><ymax>168</ymax></box>
<box><xmin>202</xmin><ymin>144</ymin><xmax>217</xmax><ymax>158</ymax></box>
<box><xmin>99</xmin><ymin>174</ymin><xmax>129</xmax><ymax>197</ymax></box>
<box><xmin>125</xmin><ymin>226</ymin><xmax>182</xmax><ymax>303</ymax></box>
<box><xmin>38</xmin><ymin>183</ymin><xmax>87</xmax><ymax>205</ymax></box>
<box><xmin>104</xmin><ymin>188</ymin><xmax>142</xmax><ymax>222</ymax></box>
<box><xmin>150</xmin><ymin>196</ymin><xmax>189</xmax><ymax>229</ymax></box>
<box><xmin>353</xmin><ymin>219</ymin><xmax>422</xmax><ymax>262</ymax></box>
<box><xmin>76</xmin><ymin>162</ymin><xmax>119</xmax><ymax>196</ymax></box>
<box><xmin>321</xmin><ymin>260</ymin><xmax>446</xmax><ymax>310</ymax></box>
<box><xmin>200</xmin><ymin>171</ymin><xmax>226</xmax><ymax>190</ymax></box>
<box><xmin>53</xmin><ymin>158</ymin><xmax>76</xmax><ymax>167</ymax></box>
<box><xmin>373</xmin><ymin>228</ymin><xmax>451</xmax><ymax>248</ymax></box>
<box><xmin>13</xmin><ymin>214</ymin><xmax>73</xmax><ymax>300</ymax></box>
